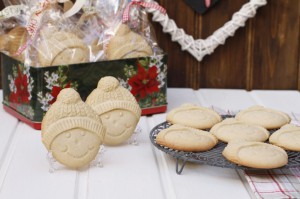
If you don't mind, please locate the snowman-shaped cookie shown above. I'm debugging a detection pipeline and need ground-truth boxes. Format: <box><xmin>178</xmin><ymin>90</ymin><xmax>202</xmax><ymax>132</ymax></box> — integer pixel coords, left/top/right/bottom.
<box><xmin>41</xmin><ymin>88</ymin><xmax>105</xmax><ymax>169</ymax></box>
<box><xmin>86</xmin><ymin>76</ymin><xmax>141</xmax><ymax>145</ymax></box>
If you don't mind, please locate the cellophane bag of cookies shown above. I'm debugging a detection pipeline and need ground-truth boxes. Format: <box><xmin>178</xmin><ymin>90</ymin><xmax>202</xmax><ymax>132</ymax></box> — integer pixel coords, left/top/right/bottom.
<box><xmin>75</xmin><ymin>0</ymin><xmax>163</xmax><ymax>62</ymax></box>
<box><xmin>0</xmin><ymin>0</ymin><xmax>164</xmax><ymax>64</ymax></box>
<box><xmin>0</xmin><ymin>0</ymin><xmax>168</xmax><ymax>129</ymax></box>
<box><xmin>100</xmin><ymin>0</ymin><xmax>163</xmax><ymax>61</ymax></box>
<box><xmin>0</xmin><ymin>0</ymin><xmax>31</xmax><ymax>62</ymax></box>
<box><xmin>0</xmin><ymin>1</ymin><xmax>59</xmax><ymax>65</ymax></box>
<box><xmin>30</xmin><ymin>7</ymin><xmax>90</xmax><ymax>67</ymax></box>
<box><xmin>0</xmin><ymin>18</ymin><xmax>25</xmax><ymax>60</ymax></box>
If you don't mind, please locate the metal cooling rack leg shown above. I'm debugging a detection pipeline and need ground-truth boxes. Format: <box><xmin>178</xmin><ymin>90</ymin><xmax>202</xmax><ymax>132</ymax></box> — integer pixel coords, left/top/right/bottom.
<box><xmin>176</xmin><ymin>158</ymin><xmax>187</xmax><ymax>175</ymax></box>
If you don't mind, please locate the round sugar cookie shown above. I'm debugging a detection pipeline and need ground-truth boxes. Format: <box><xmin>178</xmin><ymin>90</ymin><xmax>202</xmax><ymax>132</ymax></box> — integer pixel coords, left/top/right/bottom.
<box><xmin>222</xmin><ymin>140</ymin><xmax>288</xmax><ymax>169</ymax></box>
<box><xmin>0</xmin><ymin>26</ymin><xmax>28</xmax><ymax>61</ymax></box>
<box><xmin>38</xmin><ymin>31</ymin><xmax>89</xmax><ymax>67</ymax></box>
<box><xmin>156</xmin><ymin>124</ymin><xmax>218</xmax><ymax>152</ymax></box>
<box><xmin>105</xmin><ymin>24</ymin><xmax>153</xmax><ymax>60</ymax></box>
<box><xmin>210</xmin><ymin>118</ymin><xmax>269</xmax><ymax>143</ymax></box>
<box><xmin>269</xmin><ymin>124</ymin><xmax>300</xmax><ymax>151</ymax></box>
<box><xmin>166</xmin><ymin>104</ymin><xmax>222</xmax><ymax>129</ymax></box>
<box><xmin>235</xmin><ymin>106</ymin><xmax>291</xmax><ymax>129</ymax></box>
<box><xmin>7</xmin><ymin>27</ymin><xmax>28</xmax><ymax>58</ymax></box>
<box><xmin>0</xmin><ymin>34</ymin><xmax>9</xmax><ymax>51</ymax></box>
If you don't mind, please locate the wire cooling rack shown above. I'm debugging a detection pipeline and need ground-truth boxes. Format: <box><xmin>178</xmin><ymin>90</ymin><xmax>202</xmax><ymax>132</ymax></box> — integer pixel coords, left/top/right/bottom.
<box><xmin>149</xmin><ymin>121</ymin><xmax>300</xmax><ymax>174</ymax></box>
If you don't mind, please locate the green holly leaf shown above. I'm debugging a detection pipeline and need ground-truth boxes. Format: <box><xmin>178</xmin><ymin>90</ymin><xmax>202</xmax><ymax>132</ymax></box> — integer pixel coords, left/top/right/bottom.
<box><xmin>138</xmin><ymin>58</ymin><xmax>150</xmax><ymax>68</ymax></box>
<box><xmin>60</xmin><ymin>76</ymin><xmax>67</xmax><ymax>85</ymax></box>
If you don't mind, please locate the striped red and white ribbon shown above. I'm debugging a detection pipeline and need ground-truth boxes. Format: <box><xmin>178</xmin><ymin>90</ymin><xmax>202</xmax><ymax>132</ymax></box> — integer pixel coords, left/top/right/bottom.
<box><xmin>122</xmin><ymin>0</ymin><xmax>166</xmax><ymax>23</ymax></box>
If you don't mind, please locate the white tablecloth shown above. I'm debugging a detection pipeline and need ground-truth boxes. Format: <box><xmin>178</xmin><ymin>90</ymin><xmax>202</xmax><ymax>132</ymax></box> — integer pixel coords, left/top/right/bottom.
<box><xmin>0</xmin><ymin>88</ymin><xmax>299</xmax><ymax>199</ymax></box>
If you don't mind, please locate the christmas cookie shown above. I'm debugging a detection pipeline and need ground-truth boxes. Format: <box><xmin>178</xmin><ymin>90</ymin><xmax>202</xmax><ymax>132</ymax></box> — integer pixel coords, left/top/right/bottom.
<box><xmin>235</xmin><ymin>106</ymin><xmax>291</xmax><ymax>129</ymax></box>
<box><xmin>38</xmin><ymin>31</ymin><xmax>89</xmax><ymax>67</ymax></box>
<box><xmin>156</xmin><ymin>124</ymin><xmax>218</xmax><ymax>152</ymax></box>
<box><xmin>166</xmin><ymin>104</ymin><xmax>222</xmax><ymax>129</ymax></box>
<box><xmin>269</xmin><ymin>124</ymin><xmax>300</xmax><ymax>151</ymax></box>
<box><xmin>222</xmin><ymin>140</ymin><xmax>288</xmax><ymax>169</ymax></box>
<box><xmin>41</xmin><ymin>88</ymin><xmax>105</xmax><ymax>169</ymax></box>
<box><xmin>105</xmin><ymin>24</ymin><xmax>153</xmax><ymax>60</ymax></box>
<box><xmin>0</xmin><ymin>26</ymin><xmax>28</xmax><ymax>61</ymax></box>
<box><xmin>210</xmin><ymin>118</ymin><xmax>269</xmax><ymax>143</ymax></box>
<box><xmin>0</xmin><ymin>34</ymin><xmax>9</xmax><ymax>52</ymax></box>
<box><xmin>86</xmin><ymin>76</ymin><xmax>141</xmax><ymax>145</ymax></box>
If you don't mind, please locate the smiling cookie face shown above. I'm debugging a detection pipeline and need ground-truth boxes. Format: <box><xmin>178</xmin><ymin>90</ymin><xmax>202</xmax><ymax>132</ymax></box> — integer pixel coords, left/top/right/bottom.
<box><xmin>51</xmin><ymin>128</ymin><xmax>101</xmax><ymax>169</ymax></box>
<box><xmin>100</xmin><ymin>109</ymin><xmax>138</xmax><ymax>145</ymax></box>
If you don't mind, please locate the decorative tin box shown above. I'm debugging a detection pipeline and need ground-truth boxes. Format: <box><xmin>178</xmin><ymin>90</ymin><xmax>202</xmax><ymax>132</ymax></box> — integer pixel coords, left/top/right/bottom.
<box><xmin>1</xmin><ymin>53</ymin><xmax>168</xmax><ymax>129</ymax></box>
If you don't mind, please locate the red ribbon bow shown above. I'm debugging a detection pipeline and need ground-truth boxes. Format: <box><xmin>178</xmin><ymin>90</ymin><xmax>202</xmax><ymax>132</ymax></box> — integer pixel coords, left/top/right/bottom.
<box><xmin>122</xmin><ymin>0</ymin><xmax>166</xmax><ymax>23</ymax></box>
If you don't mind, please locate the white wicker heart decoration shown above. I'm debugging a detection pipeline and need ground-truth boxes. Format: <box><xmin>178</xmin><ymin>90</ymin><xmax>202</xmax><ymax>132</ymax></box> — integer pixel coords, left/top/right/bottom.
<box><xmin>144</xmin><ymin>0</ymin><xmax>267</xmax><ymax>61</ymax></box>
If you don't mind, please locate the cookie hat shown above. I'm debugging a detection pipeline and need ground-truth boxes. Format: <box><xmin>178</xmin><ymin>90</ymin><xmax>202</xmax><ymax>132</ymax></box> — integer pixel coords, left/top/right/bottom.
<box><xmin>106</xmin><ymin>24</ymin><xmax>153</xmax><ymax>60</ymax></box>
<box><xmin>41</xmin><ymin>88</ymin><xmax>105</xmax><ymax>150</ymax></box>
<box><xmin>86</xmin><ymin>76</ymin><xmax>141</xmax><ymax>118</ymax></box>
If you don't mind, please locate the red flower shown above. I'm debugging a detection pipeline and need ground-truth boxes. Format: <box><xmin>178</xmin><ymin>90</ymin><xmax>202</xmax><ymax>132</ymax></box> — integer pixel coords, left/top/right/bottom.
<box><xmin>128</xmin><ymin>63</ymin><xmax>160</xmax><ymax>99</ymax></box>
<box><xmin>49</xmin><ymin>82</ymin><xmax>71</xmax><ymax>104</ymax></box>
<box><xmin>9</xmin><ymin>92</ymin><xmax>19</xmax><ymax>109</ymax></box>
<box><xmin>9</xmin><ymin>68</ymin><xmax>30</xmax><ymax>105</ymax></box>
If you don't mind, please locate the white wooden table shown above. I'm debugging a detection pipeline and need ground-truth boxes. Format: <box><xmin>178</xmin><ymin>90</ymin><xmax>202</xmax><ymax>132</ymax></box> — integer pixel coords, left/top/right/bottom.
<box><xmin>0</xmin><ymin>88</ymin><xmax>300</xmax><ymax>199</ymax></box>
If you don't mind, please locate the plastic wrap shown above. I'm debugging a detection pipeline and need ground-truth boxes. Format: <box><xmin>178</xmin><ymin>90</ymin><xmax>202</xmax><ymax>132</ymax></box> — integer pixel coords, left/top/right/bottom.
<box><xmin>0</xmin><ymin>3</ymin><xmax>28</xmax><ymax>61</ymax></box>
<box><xmin>0</xmin><ymin>0</ymin><xmax>163</xmax><ymax>67</ymax></box>
<box><xmin>31</xmin><ymin>6</ymin><xmax>90</xmax><ymax>67</ymax></box>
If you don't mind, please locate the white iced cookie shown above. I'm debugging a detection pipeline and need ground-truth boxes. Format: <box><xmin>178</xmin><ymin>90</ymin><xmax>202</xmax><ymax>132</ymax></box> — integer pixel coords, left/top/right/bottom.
<box><xmin>235</xmin><ymin>106</ymin><xmax>291</xmax><ymax>129</ymax></box>
<box><xmin>156</xmin><ymin>124</ymin><xmax>218</xmax><ymax>152</ymax></box>
<box><xmin>86</xmin><ymin>76</ymin><xmax>141</xmax><ymax>145</ymax></box>
<box><xmin>269</xmin><ymin>124</ymin><xmax>300</xmax><ymax>151</ymax></box>
<box><xmin>166</xmin><ymin>104</ymin><xmax>222</xmax><ymax>129</ymax></box>
<box><xmin>222</xmin><ymin>140</ymin><xmax>288</xmax><ymax>169</ymax></box>
<box><xmin>210</xmin><ymin>118</ymin><xmax>269</xmax><ymax>143</ymax></box>
<box><xmin>41</xmin><ymin>88</ymin><xmax>105</xmax><ymax>169</ymax></box>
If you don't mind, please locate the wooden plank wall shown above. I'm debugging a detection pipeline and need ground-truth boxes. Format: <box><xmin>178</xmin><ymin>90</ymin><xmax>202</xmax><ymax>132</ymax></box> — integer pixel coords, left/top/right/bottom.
<box><xmin>152</xmin><ymin>0</ymin><xmax>300</xmax><ymax>90</ymax></box>
<box><xmin>0</xmin><ymin>0</ymin><xmax>299</xmax><ymax>90</ymax></box>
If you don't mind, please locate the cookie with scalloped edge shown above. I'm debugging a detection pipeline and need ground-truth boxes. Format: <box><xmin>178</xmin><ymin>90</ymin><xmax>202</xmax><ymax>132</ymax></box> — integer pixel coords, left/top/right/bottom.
<box><xmin>269</xmin><ymin>124</ymin><xmax>300</xmax><ymax>151</ymax></box>
<box><xmin>210</xmin><ymin>118</ymin><xmax>269</xmax><ymax>143</ymax></box>
<box><xmin>235</xmin><ymin>106</ymin><xmax>291</xmax><ymax>129</ymax></box>
<box><xmin>222</xmin><ymin>140</ymin><xmax>288</xmax><ymax>169</ymax></box>
<box><xmin>156</xmin><ymin>124</ymin><xmax>218</xmax><ymax>152</ymax></box>
<box><xmin>166</xmin><ymin>104</ymin><xmax>222</xmax><ymax>129</ymax></box>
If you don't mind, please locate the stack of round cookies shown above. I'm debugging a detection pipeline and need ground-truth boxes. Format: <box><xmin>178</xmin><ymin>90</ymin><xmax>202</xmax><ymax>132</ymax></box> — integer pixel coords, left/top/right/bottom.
<box><xmin>156</xmin><ymin>104</ymin><xmax>299</xmax><ymax>169</ymax></box>
<box><xmin>156</xmin><ymin>104</ymin><xmax>221</xmax><ymax>152</ymax></box>
<box><xmin>221</xmin><ymin>106</ymin><xmax>293</xmax><ymax>169</ymax></box>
